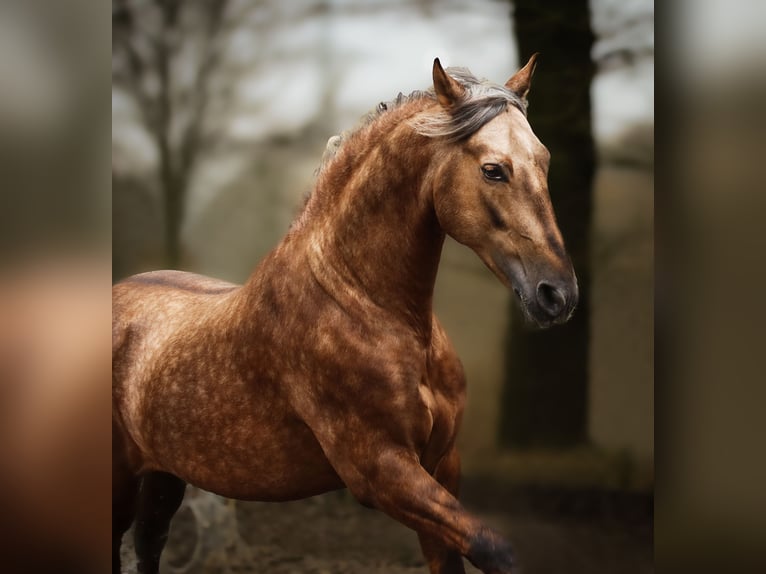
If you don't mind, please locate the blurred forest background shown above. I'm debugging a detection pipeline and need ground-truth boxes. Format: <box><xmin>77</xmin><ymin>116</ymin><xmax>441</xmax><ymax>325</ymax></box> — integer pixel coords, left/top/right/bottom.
<box><xmin>112</xmin><ymin>0</ymin><xmax>653</xmax><ymax>572</ymax></box>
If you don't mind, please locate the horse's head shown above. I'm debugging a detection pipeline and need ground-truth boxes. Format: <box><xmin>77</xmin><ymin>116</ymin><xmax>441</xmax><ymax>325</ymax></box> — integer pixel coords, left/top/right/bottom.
<box><xmin>423</xmin><ymin>56</ymin><xmax>577</xmax><ymax>328</ymax></box>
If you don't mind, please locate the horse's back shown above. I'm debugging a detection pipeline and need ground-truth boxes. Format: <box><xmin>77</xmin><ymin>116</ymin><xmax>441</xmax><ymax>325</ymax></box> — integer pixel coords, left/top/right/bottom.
<box><xmin>114</xmin><ymin>269</ymin><xmax>235</xmax><ymax>327</ymax></box>
<box><xmin>116</xmin><ymin>269</ymin><xmax>239</xmax><ymax>296</ymax></box>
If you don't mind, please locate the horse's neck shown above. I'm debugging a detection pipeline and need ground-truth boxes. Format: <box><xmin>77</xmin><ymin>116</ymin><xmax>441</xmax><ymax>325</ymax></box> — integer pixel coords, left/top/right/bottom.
<box><xmin>294</xmin><ymin>111</ymin><xmax>444</xmax><ymax>336</ymax></box>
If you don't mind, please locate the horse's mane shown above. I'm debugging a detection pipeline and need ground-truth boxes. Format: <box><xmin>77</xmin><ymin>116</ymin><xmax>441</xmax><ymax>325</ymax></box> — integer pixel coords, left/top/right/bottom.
<box><xmin>315</xmin><ymin>89</ymin><xmax>431</xmax><ymax>173</ymax></box>
<box><xmin>318</xmin><ymin>67</ymin><xmax>527</xmax><ymax>170</ymax></box>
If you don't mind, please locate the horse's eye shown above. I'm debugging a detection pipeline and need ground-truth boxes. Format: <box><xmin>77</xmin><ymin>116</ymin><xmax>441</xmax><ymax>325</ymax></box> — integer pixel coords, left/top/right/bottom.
<box><xmin>481</xmin><ymin>164</ymin><xmax>507</xmax><ymax>182</ymax></box>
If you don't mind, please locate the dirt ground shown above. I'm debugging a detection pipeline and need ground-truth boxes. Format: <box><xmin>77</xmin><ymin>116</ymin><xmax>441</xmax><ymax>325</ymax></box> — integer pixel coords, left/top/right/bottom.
<box><xmin>120</xmin><ymin>483</ymin><xmax>652</xmax><ymax>574</ymax></box>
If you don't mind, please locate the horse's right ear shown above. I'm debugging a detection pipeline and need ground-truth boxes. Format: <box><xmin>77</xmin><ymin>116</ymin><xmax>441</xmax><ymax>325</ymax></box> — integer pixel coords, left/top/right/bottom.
<box><xmin>432</xmin><ymin>58</ymin><xmax>465</xmax><ymax>108</ymax></box>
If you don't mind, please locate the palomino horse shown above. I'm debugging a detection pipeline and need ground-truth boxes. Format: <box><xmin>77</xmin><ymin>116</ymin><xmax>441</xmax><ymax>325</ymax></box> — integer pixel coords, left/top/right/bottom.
<box><xmin>113</xmin><ymin>55</ymin><xmax>577</xmax><ymax>574</ymax></box>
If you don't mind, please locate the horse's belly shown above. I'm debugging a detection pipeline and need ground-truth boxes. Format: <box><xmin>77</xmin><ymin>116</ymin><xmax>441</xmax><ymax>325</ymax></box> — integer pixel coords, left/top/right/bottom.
<box><xmin>177</xmin><ymin>437</ymin><xmax>345</xmax><ymax>502</ymax></box>
<box><xmin>135</xmin><ymin>391</ymin><xmax>344</xmax><ymax>501</ymax></box>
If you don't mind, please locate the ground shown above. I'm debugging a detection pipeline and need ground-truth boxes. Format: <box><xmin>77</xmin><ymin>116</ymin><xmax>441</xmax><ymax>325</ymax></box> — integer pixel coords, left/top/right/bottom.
<box><xmin>120</xmin><ymin>482</ymin><xmax>652</xmax><ymax>574</ymax></box>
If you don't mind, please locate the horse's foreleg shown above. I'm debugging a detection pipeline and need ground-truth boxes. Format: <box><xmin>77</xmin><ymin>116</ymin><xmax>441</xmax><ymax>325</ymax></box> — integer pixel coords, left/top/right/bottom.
<box><xmin>417</xmin><ymin>446</ymin><xmax>466</xmax><ymax>574</ymax></box>
<box><xmin>133</xmin><ymin>471</ymin><xmax>186</xmax><ymax>574</ymax></box>
<box><xmin>336</xmin><ymin>448</ymin><xmax>515</xmax><ymax>574</ymax></box>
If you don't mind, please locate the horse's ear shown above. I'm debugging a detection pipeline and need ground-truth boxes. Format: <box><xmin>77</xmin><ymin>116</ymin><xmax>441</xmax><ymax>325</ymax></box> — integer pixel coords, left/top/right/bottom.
<box><xmin>432</xmin><ymin>58</ymin><xmax>465</xmax><ymax>108</ymax></box>
<box><xmin>505</xmin><ymin>52</ymin><xmax>539</xmax><ymax>101</ymax></box>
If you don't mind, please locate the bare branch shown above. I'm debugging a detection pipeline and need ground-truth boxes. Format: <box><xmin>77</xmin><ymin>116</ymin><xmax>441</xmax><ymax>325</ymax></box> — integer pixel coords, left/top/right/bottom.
<box><xmin>113</xmin><ymin>0</ymin><xmax>252</xmax><ymax>266</ymax></box>
<box><xmin>177</xmin><ymin>0</ymin><xmax>231</xmax><ymax>183</ymax></box>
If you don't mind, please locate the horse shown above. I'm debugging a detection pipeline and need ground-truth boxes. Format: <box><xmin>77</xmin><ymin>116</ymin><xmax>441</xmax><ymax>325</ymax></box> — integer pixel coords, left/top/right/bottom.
<box><xmin>112</xmin><ymin>55</ymin><xmax>578</xmax><ymax>574</ymax></box>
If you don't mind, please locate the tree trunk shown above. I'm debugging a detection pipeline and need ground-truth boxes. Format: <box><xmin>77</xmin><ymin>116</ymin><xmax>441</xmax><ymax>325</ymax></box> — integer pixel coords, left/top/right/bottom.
<box><xmin>500</xmin><ymin>0</ymin><xmax>596</xmax><ymax>447</ymax></box>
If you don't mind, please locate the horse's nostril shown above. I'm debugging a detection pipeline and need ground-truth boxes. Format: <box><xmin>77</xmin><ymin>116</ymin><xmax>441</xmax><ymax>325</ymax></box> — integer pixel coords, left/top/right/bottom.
<box><xmin>536</xmin><ymin>281</ymin><xmax>567</xmax><ymax>317</ymax></box>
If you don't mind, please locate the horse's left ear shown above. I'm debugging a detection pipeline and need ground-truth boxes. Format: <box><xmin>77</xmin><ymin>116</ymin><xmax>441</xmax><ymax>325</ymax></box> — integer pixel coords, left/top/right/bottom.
<box><xmin>505</xmin><ymin>53</ymin><xmax>539</xmax><ymax>101</ymax></box>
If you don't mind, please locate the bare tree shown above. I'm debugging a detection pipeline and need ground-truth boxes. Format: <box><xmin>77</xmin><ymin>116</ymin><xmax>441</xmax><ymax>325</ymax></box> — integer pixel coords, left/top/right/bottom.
<box><xmin>112</xmin><ymin>0</ymin><xmax>234</xmax><ymax>268</ymax></box>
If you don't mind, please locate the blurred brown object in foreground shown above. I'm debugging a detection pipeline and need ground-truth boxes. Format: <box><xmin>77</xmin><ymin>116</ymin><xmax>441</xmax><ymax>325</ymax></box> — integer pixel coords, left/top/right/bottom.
<box><xmin>0</xmin><ymin>255</ymin><xmax>110</xmax><ymax>573</ymax></box>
